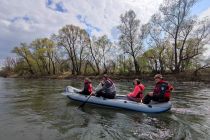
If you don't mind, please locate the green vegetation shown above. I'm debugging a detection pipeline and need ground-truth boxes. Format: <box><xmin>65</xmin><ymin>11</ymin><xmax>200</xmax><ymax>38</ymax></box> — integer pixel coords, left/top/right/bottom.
<box><xmin>1</xmin><ymin>0</ymin><xmax>210</xmax><ymax>80</ymax></box>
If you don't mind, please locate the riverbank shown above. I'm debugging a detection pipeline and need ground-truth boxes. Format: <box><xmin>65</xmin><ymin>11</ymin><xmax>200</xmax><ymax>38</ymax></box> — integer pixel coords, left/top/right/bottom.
<box><xmin>1</xmin><ymin>70</ymin><xmax>210</xmax><ymax>82</ymax></box>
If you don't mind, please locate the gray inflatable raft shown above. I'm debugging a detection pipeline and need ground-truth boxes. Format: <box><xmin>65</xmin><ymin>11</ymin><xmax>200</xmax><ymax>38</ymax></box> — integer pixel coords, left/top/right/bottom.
<box><xmin>62</xmin><ymin>86</ymin><xmax>172</xmax><ymax>113</ymax></box>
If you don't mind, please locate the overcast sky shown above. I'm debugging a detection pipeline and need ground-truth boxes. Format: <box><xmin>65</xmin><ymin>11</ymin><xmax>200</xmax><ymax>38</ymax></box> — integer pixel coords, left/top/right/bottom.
<box><xmin>0</xmin><ymin>0</ymin><xmax>210</xmax><ymax>64</ymax></box>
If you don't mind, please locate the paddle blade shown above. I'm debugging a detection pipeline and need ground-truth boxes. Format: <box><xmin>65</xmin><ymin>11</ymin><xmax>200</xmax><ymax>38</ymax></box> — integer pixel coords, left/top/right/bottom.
<box><xmin>78</xmin><ymin>93</ymin><xmax>93</xmax><ymax>108</ymax></box>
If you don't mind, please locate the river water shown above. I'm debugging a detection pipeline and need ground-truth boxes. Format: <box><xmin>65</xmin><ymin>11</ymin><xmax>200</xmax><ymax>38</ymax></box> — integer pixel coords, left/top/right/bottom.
<box><xmin>0</xmin><ymin>77</ymin><xmax>210</xmax><ymax>140</ymax></box>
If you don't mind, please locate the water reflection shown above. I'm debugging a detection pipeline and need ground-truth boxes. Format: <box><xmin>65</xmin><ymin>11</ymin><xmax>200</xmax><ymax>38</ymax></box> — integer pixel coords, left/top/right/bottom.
<box><xmin>0</xmin><ymin>78</ymin><xmax>210</xmax><ymax>140</ymax></box>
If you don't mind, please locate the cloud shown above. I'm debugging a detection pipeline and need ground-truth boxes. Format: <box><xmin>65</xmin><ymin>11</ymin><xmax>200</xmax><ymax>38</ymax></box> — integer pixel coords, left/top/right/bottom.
<box><xmin>76</xmin><ymin>14</ymin><xmax>101</xmax><ymax>35</ymax></box>
<box><xmin>203</xmin><ymin>44</ymin><xmax>210</xmax><ymax>59</ymax></box>
<box><xmin>0</xmin><ymin>0</ymin><xmax>185</xmax><ymax>60</ymax></box>
<box><xmin>199</xmin><ymin>7</ymin><xmax>210</xmax><ymax>20</ymax></box>
<box><xmin>46</xmin><ymin>0</ymin><xmax>68</xmax><ymax>13</ymax></box>
<box><xmin>198</xmin><ymin>7</ymin><xmax>210</xmax><ymax>59</ymax></box>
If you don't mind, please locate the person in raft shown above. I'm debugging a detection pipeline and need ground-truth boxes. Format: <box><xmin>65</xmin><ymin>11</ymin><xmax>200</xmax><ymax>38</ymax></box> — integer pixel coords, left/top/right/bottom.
<box><xmin>127</xmin><ymin>79</ymin><xmax>145</xmax><ymax>102</ymax></box>
<box><xmin>78</xmin><ymin>78</ymin><xmax>93</xmax><ymax>95</ymax></box>
<box><xmin>142</xmin><ymin>74</ymin><xmax>173</xmax><ymax>104</ymax></box>
<box><xmin>95</xmin><ymin>74</ymin><xmax>116</xmax><ymax>99</ymax></box>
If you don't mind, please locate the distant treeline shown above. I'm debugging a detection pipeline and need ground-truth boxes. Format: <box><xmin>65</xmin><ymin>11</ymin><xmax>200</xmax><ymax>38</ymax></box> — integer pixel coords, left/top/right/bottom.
<box><xmin>1</xmin><ymin>0</ymin><xmax>210</xmax><ymax>78</ymax></box>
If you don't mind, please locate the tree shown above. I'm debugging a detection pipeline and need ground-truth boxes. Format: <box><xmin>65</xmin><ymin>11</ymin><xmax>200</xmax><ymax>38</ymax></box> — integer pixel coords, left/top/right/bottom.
<box><xmin>12</xmin><ymin>43</ymin><xmax>34</xmax><ymax>75</ymax></box>
<box><xmin>54</xmin><ymin>25</ymin><xmax>90</xmax><ymax>75</ymax></box>
<box><xmin>95</xmin><ymin>35</ymin><xmax>113</xmax><ymax>73</ymax></box>
<box><xmin>87</xmin><ymin>36</ymin><xmax>103</xmax><ymax>74</ymax></box>
<box><xmin>31</xmin><ymin>38</ymin><xmax>57</xmax><ymax>75</ymax></box>
<box><xmin>193</xmin><ymin>57</ymin><xmax>210</xmax><ymax>76</ymax></box>
<box><xmin>118</xmin><ymin>9</ymin><xmax>147</xmax><ymax>74</ymax></box>
<box><xmin>146</xmin><ymin>17</ymin><xmax>170</xmax><ymax>73</ymax></box>
<box><xmin>86</xmin><ymin>35</ymin><xmax>115</xmax><ymax>74</ymax></box>
<box><xmin>156</xmin><ymin>0</ymin><xmax>210</xmax><ymax>73</ymax></box>
<box><xmin>116</xmin><ymin>54</ymin><xmax>127</xmax><ymax>74</ymax></box>
<box><xmin>3</xmin><ymin>57</ymin><xmax>17</xmax><ymax>72</ymax></box>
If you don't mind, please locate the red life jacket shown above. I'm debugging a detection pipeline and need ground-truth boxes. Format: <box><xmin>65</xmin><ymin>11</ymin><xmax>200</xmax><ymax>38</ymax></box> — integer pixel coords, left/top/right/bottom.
<box><xmin>153</xmin><ymin>80</ymin><xmax>172</xmax><ymax>100</ymax></box>
<box><xmin>84</xmin><ymin>81</ymin><xmax>93</xmax><ymax>94</ymax></box>
<box><xmin>88</xmin><ymin>84</ymin><xmax>93</xmax><ymax>93</ymax></box>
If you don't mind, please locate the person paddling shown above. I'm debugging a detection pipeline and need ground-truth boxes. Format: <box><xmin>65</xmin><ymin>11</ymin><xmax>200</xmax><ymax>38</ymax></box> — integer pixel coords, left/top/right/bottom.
<box><xmin>78</xmin><ymin>78</ymin><xmax>93</xmax><ymax>95</ymax></box>
<box><xmin>142</xmin><ymin>74</ymin><xmax>173</xmax><ymax>104</ymax></box>
<box><xmin>127</xmin><ymin>79</ymin><xmax>145</xmax><ymax>102</ymax></box>
<box><xmin>95</xmin><ymin>74</ymin><xmax>116</xmax><ymax>99</ymax></box>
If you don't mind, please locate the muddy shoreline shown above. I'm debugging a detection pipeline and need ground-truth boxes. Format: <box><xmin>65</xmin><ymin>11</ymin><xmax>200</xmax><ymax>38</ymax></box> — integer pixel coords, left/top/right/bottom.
<box><xmin>1</xmin><ymin>72</ymin><xmax>210</xmax><ymax>83</ymax></box>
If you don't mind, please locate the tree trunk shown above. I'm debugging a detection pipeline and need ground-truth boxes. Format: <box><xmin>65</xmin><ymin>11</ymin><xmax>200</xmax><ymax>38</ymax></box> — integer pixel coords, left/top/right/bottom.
<box><xmin>133</xmin><ymin>57</ymin><xmax>140</xmax><ymax>74</ymax></box>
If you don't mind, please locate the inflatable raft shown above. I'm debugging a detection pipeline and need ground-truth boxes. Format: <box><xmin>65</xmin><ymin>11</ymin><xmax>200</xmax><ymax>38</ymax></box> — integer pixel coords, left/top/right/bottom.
<box><xmin>62</xmin><ymin>86</ymin><xmax>172</xmax><ymax>113</ymax></box>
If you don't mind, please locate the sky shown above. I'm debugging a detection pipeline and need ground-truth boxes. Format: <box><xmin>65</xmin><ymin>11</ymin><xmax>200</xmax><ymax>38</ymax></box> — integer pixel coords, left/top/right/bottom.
<box><xmin>0</xmin><ymin>0</ymin><xmax>210</xmax><ymax>66</ymax></box>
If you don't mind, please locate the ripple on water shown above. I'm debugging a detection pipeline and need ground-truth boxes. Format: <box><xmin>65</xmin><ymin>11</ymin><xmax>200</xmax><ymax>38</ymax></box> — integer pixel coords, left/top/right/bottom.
<box><xmin>0</xmin><ymin>78</ymin><xmax>210</xmax><ymax>140</ymax></box>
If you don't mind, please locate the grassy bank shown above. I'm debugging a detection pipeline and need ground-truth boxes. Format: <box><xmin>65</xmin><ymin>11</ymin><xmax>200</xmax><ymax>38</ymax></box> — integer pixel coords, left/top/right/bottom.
<box><xmin>1</xmin><ymin>70</ymin><xmax>210</xmax><ymax>83</ymax></box>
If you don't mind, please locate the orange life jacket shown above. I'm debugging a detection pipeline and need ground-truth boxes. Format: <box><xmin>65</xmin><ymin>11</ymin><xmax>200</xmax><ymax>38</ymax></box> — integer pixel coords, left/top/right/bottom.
<box><xmin>128</xmin><ymin>83</ymin><xmax>145</xmax><ymax>98</ymax></box>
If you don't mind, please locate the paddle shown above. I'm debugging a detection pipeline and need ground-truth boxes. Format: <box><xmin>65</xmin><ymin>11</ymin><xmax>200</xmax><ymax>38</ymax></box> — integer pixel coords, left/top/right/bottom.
<box><xmin>78</xmin><ymin>83</ymin><xmax>101</xmax><ymax>108</ymax></box>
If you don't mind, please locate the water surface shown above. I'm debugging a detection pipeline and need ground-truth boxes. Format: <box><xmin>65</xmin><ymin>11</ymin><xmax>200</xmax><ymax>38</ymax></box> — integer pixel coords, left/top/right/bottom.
<box><xmin>0</xmin><ymin>78</ymin><xmax>209</xmax><ymax>140</ymax></box>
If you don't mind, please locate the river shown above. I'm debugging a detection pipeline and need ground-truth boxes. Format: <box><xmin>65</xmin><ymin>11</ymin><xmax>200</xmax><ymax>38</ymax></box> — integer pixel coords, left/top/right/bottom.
<box><xmin>0</xmin><ymin>77</ymin><xmax>210</xmax><ymax>140</ymax></box>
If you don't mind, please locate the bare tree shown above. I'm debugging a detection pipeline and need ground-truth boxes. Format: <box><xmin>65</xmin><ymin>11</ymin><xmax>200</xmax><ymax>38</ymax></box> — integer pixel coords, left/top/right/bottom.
<box><xmin>54</xmin><ymin>25</ymin><xmax>89</xmax><ymax>75</ymax></box>
<box><xmin>156</xmin><ymin>0</ymin><xmax>210</xmax><ymax>73</ymax></box>
<box><xmin>146</xmin><ymin>17</ymin><xmax>170</xmax><ymax>73</ymax></box>
<box><xmin>12</xmin><ymin>43</ymin><xmax>34</xmax><ymax>75</ymax></box>
<box><xmin>4</xmin><ymin>57</ymin><xmax>17</xmax><ymax>71</ymax></box>
<box><xmin>87</xmin><ymin>36</ymin><xmax>103</xmax><ymax>74</ymax></box>
<box><xmin>118</xmin><ymin>9</ymin><xmax>146</xmax><ymax>74</ymax></box>
<box><xmin>193</xmin><ymin>57</ymin><xmax>210</xmax><ymax>76</ymax></box>
<box><xmin>95</xmin><ymin>35</ymin><xmax>112</xmax><ymax>73</ymax></box>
